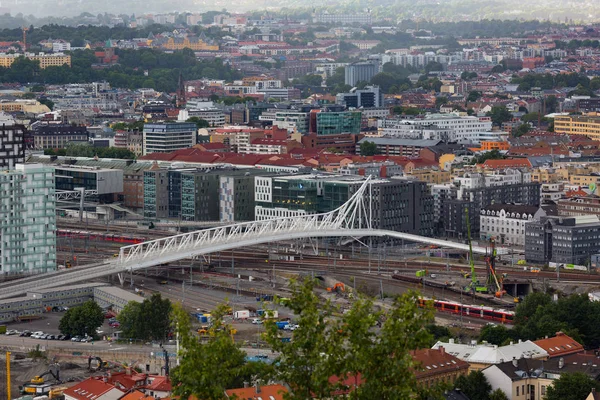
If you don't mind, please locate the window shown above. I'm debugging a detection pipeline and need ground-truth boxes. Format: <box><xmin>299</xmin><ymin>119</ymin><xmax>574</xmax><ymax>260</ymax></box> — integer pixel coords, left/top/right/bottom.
<box><xmin>516</xmin><ymin>386</ymin><xmax>519</xmax><ymax>396</ymax></box>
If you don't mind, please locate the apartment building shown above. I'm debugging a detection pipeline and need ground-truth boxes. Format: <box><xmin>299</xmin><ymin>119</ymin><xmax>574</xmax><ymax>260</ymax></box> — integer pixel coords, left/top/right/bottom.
<box><xmin>0</xmin><ymin>164</ymin><xmax>56</xmax><ymax>275</ymax></box>
<box><xmin>0</xmin><ymin>115</ymin><xmax>25</xmax><ymax>169</ymax></box>
<box><xmin>143</xmin><ymin>123</ymin><xmax>197</xmax><ymax>155</ymax></box>
<box><xmin>480</xmin><ymin>204</ymin><xmax>542</xmax><ymax>246</ymax></box>
<box><xmin>554</xmin><ymin>114</ymin><xmax>600</xmax><ymax>140</ymax></box>
<box><xmin>0</xmin><ymin>52</ymin><xmax>71</xmax><ymax>68</ymax></box>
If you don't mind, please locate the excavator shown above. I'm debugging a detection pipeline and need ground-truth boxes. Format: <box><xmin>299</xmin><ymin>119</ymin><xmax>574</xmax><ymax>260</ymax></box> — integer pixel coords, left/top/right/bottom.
<box><xmin>21</xmin><ymin>362</ymin><xmax>61</xmax><ymax>395</ymax></box>
<box><xmin>326</xmin><ymin>282</ymin><xmax>345</xmax><ymax>294</ymax></box>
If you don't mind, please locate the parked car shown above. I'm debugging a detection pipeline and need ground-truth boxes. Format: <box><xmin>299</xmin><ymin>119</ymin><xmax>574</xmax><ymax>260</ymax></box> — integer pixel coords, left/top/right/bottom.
<box><xmin>5</xmin><ymin>329</ymin><xmax>18</xmax><ymax>335</ymax></box>
<box><xmin>71</xmin><ymin>336</ymin><xmax>82</xmax><ymax>342</ymax></box>
<box><xmin>109</xmin><ymin>321</ymin><xmax>120</xmax><ymax>328</ymax></box>
<box><xmin>31</xmin><ymin>331</ymin><xmax>44</xmax><ymax>339</ymax></box>
<box><xmin>251</xmin><ymin>318</ymin><xmax>263</xmax><ymax>325</ymax></box>
<box><xmin>57</xmin><ymin>334</ymin><xmax>64</xmax><ymax>340</ymax></box>
<box><xmin>20</xmin><ymin>330</ymin><xmax>31</xmax><ymax>337</ymax></box>
<box><xmin>61</xmin><ymin>335</ymin><xmax>71</xmax><ymax>341</ymax></box>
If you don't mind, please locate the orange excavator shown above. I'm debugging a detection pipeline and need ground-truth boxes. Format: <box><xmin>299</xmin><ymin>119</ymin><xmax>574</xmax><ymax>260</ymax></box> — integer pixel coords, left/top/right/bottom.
<box><xmin>326</xmin><ymin>282</ymin><xmax>345</xmax><ymax>294</ymax></box>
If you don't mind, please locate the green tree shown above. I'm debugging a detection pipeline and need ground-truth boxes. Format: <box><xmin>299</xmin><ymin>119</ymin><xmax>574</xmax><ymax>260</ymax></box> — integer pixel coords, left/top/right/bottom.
<box><xmin>360</xmin><ymin>141</ymin><xmax>378</xmax><ymax>156</ymax></box>
<box><xmin>467</xmin><ymin>91</ymin><xmax>482</xmax><ymax>102</ymax></box>
<box><xmin>186</xmin><ymin>116</ymin><xmax>210</xmax><ymax>129</ymax></box>
<box><xmin>469</xmin><ymin>150</ymin><xmax>506</xmax><ymax>165</ymax></box>
<box><xmin>513</xmin><ymin>123</ymin><xmax>531</xmax><ymax>137</ymax></box>
<box><xmin>59</xmin><ymin>300</ymin><xmax>104</xmax><ymax>337</ymax></box>
<box><xmin>490</xmin><ymin>64</ymin><xmax>505</xmax><ymax>73</ymax></box>
<box><xmin>39</xmin><ymin>98</ymin><xmax>54</xmax><ymax>110</ymax></box>
<box><xmin>486</xmin><ymin>106</ymin><xmax>513</xmax><ymax>126</ymax></box>
<box><xmin>263</xmin><ymin>279</ymin><xmax>343</xmax><ymax>399</ymax></box>
<box><xmin>263</xmin><ymin>279</ymin><xmax>436</xmax><ymax>399</ymax></box>
<box><xmin>117</xmin><ymin>294</ymin><xmax>172</xmax><ymax>340</ymax></box>
<box><xmin>489</xmin><ymin>388</ymin><xmax>509</xmax><ymax>400</ymax></box>
<box><xmin>435</xmin><ymin>96</ymin><xmax>448</xmax><ymax>107</ymax></box>
<box><xmin>454</xmin><ymin>370</ymin><xmax>491</xmax><ymax>400</ymax></box>
<box><xmin>479</xmin><ymin>324</ymin><xmax>515</xmax><ymax>345</ymax></box>
<box><xmin>171</xmin><ymin>303</ymin><xmax>265</xmax><ymax>400</ymax></box>
<box><xmin>545</xmin><ymin>372</ymin><xmax>600</xmax><ymax>400</ymax></box>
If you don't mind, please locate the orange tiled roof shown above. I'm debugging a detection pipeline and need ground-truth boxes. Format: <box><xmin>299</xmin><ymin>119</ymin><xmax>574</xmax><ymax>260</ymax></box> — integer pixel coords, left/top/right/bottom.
<box><xmin>534</xmin><ymin>332</ymin><xmax>584</xmax><ymax>358</ymax></box>
<box><xmin>225</xmin><ymin>384</ymin><xmax>288</xmax><ymax>400</ymax></box>
<box><xmin>481</xmin><ymin>159</ymin><xmax>532</xmax><ymax>169</ymax></box>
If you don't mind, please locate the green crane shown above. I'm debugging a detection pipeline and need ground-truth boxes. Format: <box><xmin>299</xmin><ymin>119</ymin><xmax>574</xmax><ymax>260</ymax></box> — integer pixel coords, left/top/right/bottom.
<box><xmin>465</xmin><ymin>207</ymin><xmax>487</xmax><ymax>293</ymax></box>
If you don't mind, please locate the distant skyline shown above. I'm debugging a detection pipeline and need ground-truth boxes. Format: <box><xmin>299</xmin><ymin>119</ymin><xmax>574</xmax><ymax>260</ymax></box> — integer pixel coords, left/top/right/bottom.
<box><xmin>0</xmin><ymin>0</ymin><xmax>599</xmax><ymax>22</ymax></box>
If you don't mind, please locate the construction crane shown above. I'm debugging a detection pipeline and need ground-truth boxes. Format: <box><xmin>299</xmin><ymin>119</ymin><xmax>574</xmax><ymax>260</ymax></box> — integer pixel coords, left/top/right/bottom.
<box><xmin>22</xmin><ymin>26</ymin><xmax>28</xmax><ymax>51</ymax></box>
<box><xmin>485</xmin><ymin>240</ymin><xmax>506</xmax><ymax>298</ymax></box>
<box><xmin>465</xmin><ymin>208</ymin><xmax>488</xmax><ymax>294</ymax></box>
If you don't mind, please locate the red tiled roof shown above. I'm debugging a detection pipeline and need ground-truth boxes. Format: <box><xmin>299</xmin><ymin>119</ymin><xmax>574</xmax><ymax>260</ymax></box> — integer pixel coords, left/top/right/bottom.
<box><xmin>146</xmin><ymin>376</ymin><xmax>172</xmax><ymax>392</ymax></box>
<box><xmin>63</xmin><ymin>377</ymin><xmax>124</xmax><ymax>400</ymax></box>
<box><xmin>411</xmin><ymin>348</ymin><xmax>469</xmax><ymax>380</ymax></box>
<box><xmin>119</xmin><ymin>390</ymin><xmax>154</xmax><ymax>400</ymax></box>
<box><xmin>481</xmin><ymin>159</ymin><xmax>532</xmax><ymax>169</ymax></box>
<box><xmin>534</xmin><ymin>332</ymin><xmax>584</xmax><ymax>358</ymax></box>
<box><xmin>565</xmin><ymin>188</ymin><xmax>589</xmax><ymax>198</ymax></box>
<box><xmin>225</xmin><ymin>384</ymin><xmax>288</xmax><ymax>400</ymax></box>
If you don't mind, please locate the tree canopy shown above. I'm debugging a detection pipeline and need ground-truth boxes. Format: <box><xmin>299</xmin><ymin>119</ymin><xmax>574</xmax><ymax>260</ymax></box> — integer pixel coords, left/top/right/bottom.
<box><xmin>545</xmin><ymin>372</ymin><xmax>600</xmax><ymax>400</ymax></box>
<box><xmin>44</xmin><ymin>143</ymin><xmax>136</xmax><ymax>159</ymax></box>
<box><xmin>359</xmin><ymin>141</ymin><xmax>378</xmax><ymax>156</ymax></box>
<box><xmin>59</xmin><ymin>300</ymin><xmax>103</xmax><ymax>337</ymax></box>
<box><xmin>117</xmin><ymin>293</ymin><xmax>172</xmax><ymax>341</ymax></box>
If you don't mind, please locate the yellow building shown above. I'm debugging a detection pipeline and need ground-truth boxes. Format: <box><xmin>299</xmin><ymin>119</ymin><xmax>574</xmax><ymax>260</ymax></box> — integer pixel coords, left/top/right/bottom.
<box><xmin>438</xmin><ymin>153</ymin><xmax>456</xmax><ymax>171</ymax></box>
<box><xmin>408</xmin><ymin>169</ymin><xmax>452</xmax><ymax>184</ymax></box>
<box><xmin>0</xmin><ymin>100</ymin><xmax>51</xmax><ymax>114</ymax></box>
<box><xmin>0</xmin><ymin>53</ymin><xmax>71</xmax><ymax>69</ymax></box>
<box><xmin>554</xmin><ymin>114</ymin><xmax>600</xmax><ymax>139</ymax></box>
<box><xmin>161</xmin><ymin>37</ymin><xmax>218</xmax><ymax>51</ymax></box>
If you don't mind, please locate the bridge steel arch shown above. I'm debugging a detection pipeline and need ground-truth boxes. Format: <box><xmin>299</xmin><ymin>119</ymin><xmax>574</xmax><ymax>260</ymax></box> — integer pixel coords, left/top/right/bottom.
<box><xmin>0</xmin><ymin>177</ymin><xmax>496</xmax><ymax>300</ymax></box>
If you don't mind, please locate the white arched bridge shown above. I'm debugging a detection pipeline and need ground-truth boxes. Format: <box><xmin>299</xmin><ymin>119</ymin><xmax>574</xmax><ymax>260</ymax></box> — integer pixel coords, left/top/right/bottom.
<box><xmin>0</xmin><ymin>178</ymin><xmax>500</xmax><ymax>300</ymax></box>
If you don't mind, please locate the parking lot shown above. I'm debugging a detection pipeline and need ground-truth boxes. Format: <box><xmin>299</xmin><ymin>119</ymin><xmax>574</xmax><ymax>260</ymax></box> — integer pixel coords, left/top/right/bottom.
<box><xmin>4</xmin><ymin>311</ymin><xmax>121</xmax><ymax>341</ymax></box>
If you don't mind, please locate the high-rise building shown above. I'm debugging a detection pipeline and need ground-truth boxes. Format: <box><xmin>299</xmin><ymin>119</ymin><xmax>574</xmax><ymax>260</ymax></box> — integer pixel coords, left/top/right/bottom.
<box><xmin>344</xmin><ymin>62</ymin><xmax>378</xmax><ymax>86</ymax></box>
<box><xmin>0</xmin><ymin>164</ymin><xmax>56</xmax><ymax>275</ymax></box>
<box><xmin>142</xmin><ymin>123</ymin><xmax>197</xmax><ymax>155</ymax></box>
<box><xmin>0</xmin><ymin>114</ymin><xmax>25</xmax><ymax>169</ymax></box>
<box><xmin>316</xmin><ymin>111</ymin><xmax>362</xmax><ymax>135</ymax></box>
<box><xmin>336</xmin><ymin>86</ymin><xmax>383</xmax><ymax>108</ymax></box>
<box><xmin>255</xmin><ymin>175</ymin><xmax>434</xmax><ymax>235</ymax></box>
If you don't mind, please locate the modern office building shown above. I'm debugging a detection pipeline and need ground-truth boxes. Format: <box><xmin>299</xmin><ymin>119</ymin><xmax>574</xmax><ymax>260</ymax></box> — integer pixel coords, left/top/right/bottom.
<box><xmin>54</xmin><ymin>166</ymin><xmax>123</xmax><ymax>203</ymax></box>
<box><xmin>220</xmin><ymin>174</ymin><xmax>256</xmax><ymax>222</ymax></box>
<box><xmin>143</xmin><ymin>123</ymin><xmax>197</xmax><ymax>155</ymax></box>
<box><xmin>554</xmin><ymin>114</ymin><xmax>600</xmax><ymax>140</ymax></box>
<box><xmin>143</xmin><ymin>169</ymin><xmax>170</xmax><ymax>219</ymax></box>
<box><xmin>344</xmin><ymin>62</ymin><xmax>378</xmax><ymax>86</ymax></box>
<box><xmin>525</xmin><ymin>215</ymin><xmax>600</xmax><ymax>266</ymax></box>
<box><xmin>0</xmin><ymin>164</ymin><xmax>56</xmax><ymax>275</ymax></box>
<box><xmin>255</xmin><ymin>175</ymin><xmax>434</xmax><ymax>235</ymax></box>
<box><xmin>0</xmin><ymin>114</ymin><xmax>25</xmax><ymax>169</ymax></box>
<box><xmin>316</xmin><ymin>111</ymin><xmax>362</xmax><ymax>135</ymax></box>
<box><xmin>31</xmin><ymin>123</ymin><xmax>89</xmax><ymax>150</ymax></box>
<box><xmin>336</xmin><ymin>86</ymin><xmax>383</xmax><ymax>108</ymax></box>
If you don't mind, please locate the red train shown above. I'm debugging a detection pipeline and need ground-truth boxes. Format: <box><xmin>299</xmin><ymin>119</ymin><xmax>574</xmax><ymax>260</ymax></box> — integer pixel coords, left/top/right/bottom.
<box><xmin>56</xmin><ymin>229</ymin><xmax>147</xmax><ymax>244</ymax></box>
<box><xmin>418</xmin><ymin>297</ymin><xmax>514</xmax><ymax>324</ymax></box>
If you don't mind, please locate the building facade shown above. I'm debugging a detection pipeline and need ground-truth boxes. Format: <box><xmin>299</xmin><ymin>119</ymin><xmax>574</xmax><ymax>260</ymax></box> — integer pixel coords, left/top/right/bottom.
<box><xmin>143</xmin><ymin>123</ymin><xmax>197</xmax><ymax>155</ymax></box>
<box><xmin>316</xmin><ymin>111</ymin><xmax>362</xmax><ymax>135</ymax></box>
<box><xmin>480</xmin><ymin>204</ymin><xmax>542</xmax><ymax>246</ymax></box>
<box><xmin>0</xmin><ymin>118</ymin><xmax>25</xmax><ymax>169</ymax></box>
<box><xmin>344</xmin><ymin>62</ymin><xmax>378</xmax><ymax>86</ymax></box>
<box><xmin>554</xmin><ymin>114</ymin><xmax>600</xmax><ymax>140</ymax></box>
<box><xmin>525</xmin><ymin>215</ymin><xmax>600</xmax><ymax>265</ymax></box>
<box><xmin>0</xmin><ymin>164</ymin><xmax>56</xmax><ymax>275</ymax></box>
<box><xmin>31</xmin><ymin>124</ymin><xmax>89</xmax><ymax>150</ymax></box>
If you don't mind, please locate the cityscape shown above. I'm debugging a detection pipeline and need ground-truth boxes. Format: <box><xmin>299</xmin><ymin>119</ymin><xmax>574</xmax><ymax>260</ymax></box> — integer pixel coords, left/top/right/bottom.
<box><xmin>3</xmin><ymin>5</ymin><xmax>600</xmax><ymax>400</ymax></box>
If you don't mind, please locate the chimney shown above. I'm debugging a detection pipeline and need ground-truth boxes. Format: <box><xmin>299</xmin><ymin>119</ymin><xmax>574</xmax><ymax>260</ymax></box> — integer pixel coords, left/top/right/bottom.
<box><xmin>559</xmin><ymin>357</ymin><xmax>564</xmax><ymax>369</ymax></box>
<box><xmin>243</xmin><ymin>382</ymin><xmax>249</xmax><ymax>388</ymax></box>
<box><xmin>439</xmin><ymin>346</ymin><xmax>445</xmax><ymax>355</ymax></box>
<box><xmin>255</xmin><ymin>382</ymin><xmax>261</xmax><ymax>394</ymax></box>
<box><xmin>556</xmin><ymin>331</ymin><xmax>564</xmax><ymax>336</ymax></box>
<box><xmin>512</xmin><ymin>357</ymin><xmax>518</xmax><ymax>368</ymax></box>
<box><xmin>510</xmin><ymin>341</ymin><xmax>514</xmax><ymax>346</ymax></box>
<box><xmin>449</xmin><ymin>338</ymin><xmax>455</xmax><ymax>344</ymax></box>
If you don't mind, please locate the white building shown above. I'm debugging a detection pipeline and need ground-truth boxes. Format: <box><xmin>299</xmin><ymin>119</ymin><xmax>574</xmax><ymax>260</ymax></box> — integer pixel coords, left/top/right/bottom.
<box><xmin>480</xmin><ymin>204</ymin><xmax>544</xmax><ymax>246</ymax></box>
<box><xmin>178</xmin><ymin>108</ymin><xmax>225</xmax><ymax>127</ymax></box>
<box><xmin>378</xmin><ymin>113</ymin><xmax>494</xmax><ymax>144</ymax></box>
<box><xmin>453</xmin><ymin>169</ymin><xmax>532</xmax><ymax>200</ymax></box>
<box><xmin>142</xmin><ymin>123</ymin><xmax>197</xmax><ymax>155</ymax></box>
<box><xmin>432</xmin><ymin>339</ymin><xmax>548</xmax><ymax>369</ymax></box>
<box><xmin>0</xmin><ymin>164</ymin><xmax>56</xmax><ymax>275</ymax></box>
